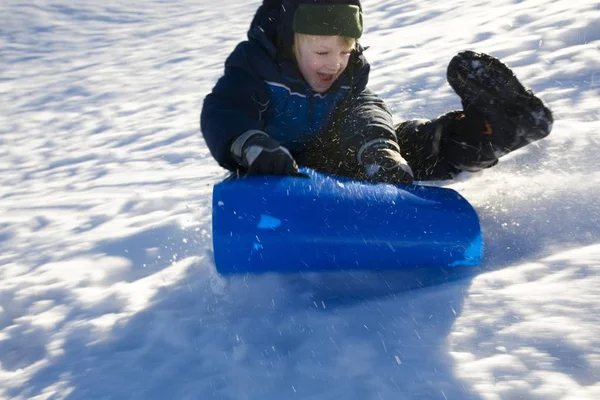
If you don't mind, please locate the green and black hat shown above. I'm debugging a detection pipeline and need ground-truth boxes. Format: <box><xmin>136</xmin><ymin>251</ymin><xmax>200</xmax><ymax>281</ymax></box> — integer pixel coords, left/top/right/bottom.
<box><xmin>293</xmin><ymin>2</ymin><xmax>363</xmax><ymax>39</ymax></box>
<box><xmin>277</xmin><ymin>0</ymin><xmax>363</xmax><ymax>49</ymax></box>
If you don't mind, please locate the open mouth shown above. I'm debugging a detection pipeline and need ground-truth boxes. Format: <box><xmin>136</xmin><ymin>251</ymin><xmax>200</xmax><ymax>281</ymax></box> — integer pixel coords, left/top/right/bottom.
<box><xmin>317</xmin><ymin>72</ymin><xmax>335</xmax><ymax>84</ymax></box>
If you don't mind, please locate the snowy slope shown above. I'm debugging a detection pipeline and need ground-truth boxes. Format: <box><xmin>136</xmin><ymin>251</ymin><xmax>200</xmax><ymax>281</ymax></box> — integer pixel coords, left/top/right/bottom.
<box><xmin>1</xmin><ymin>0</ymin><xmax>599</xmax><ymax>399</ymax></box>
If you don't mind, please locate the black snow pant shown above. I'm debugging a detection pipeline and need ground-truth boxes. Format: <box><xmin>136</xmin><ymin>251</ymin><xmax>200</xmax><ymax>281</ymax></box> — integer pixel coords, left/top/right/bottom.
<box><xmin>293</xmin><ymin>103</ymin><xmax>495</xmax><ymax>182</ymax></box>
<box><xmin>295</xmin><ymin>105</ymin><xmax>550</xmax><ymax>182</ymax></box>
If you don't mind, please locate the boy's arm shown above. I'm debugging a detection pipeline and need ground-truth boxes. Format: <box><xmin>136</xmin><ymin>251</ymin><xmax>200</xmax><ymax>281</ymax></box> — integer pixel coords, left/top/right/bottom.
<box><xmin>342</xmin><ymin>87</ymin><xmax>396</xmax><ymax>144</ymax></box>
<box><xmin>340</xmin><ymin>88</ymin><xmax>413</xmax><ymax>183</ymax></box>
<box><xmin>200</xmin><ymin>42</ymin><xmax>270</xmax><ymax>170</ymax></box>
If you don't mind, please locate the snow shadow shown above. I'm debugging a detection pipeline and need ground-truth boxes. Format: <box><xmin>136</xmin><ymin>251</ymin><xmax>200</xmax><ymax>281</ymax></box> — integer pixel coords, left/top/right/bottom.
<box><xmin>7</xmin><ymin>259</ymin><xmax>485</xmax><ymax>400</ymax></box>
<box><xmin>4</xmin><ymin>199</ymin><xmax>487</xmax><ymax>399</ymax></box>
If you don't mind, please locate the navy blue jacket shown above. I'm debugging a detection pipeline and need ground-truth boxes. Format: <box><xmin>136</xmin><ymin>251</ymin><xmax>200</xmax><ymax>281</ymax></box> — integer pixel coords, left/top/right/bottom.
<box><xmin>200</xmin><ymin>1</ymin><xmax>397</xmax><ymax>171</ymax></box>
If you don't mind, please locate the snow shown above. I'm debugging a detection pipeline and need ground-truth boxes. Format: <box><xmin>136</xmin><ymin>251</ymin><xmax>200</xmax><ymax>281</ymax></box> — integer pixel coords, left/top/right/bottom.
<box><xmin>1</xmin><ymin>0</ymin><xmax>599</xmax><ymax>398</ymax></box>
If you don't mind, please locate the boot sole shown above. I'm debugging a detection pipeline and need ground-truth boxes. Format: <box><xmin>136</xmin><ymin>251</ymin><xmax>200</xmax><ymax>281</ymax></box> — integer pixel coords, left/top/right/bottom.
<box><xmin>447</xmin><ymin>50</ymin><xmax>531</xmax><ymax>108</ymax></box>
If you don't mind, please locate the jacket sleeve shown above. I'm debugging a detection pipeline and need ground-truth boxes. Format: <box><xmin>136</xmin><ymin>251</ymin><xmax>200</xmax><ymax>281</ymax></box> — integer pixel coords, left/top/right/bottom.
<box><xmin>338</xmin><ymin>87</ymin><xmax>400</xmax><ymax>167</ymax></box>
<box><xmin>200</xmin><ymin>41</ymin><xmax>270</xmax><ymax>170</ymax></box>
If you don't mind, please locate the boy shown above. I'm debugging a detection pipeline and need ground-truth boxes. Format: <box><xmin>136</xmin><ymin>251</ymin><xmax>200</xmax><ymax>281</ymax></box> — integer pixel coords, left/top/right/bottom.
<box><xmin>200</xmin><ymin>0</ymin><xmax>553</xmax><ymax>184</ymax></box>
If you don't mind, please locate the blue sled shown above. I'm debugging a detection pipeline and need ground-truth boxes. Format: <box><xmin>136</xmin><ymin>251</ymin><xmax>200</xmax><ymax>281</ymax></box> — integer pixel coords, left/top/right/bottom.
<box><xmin>212</xmin><ymin>168</ymin><xmax>483</xmax><ymax>275</ymax></box>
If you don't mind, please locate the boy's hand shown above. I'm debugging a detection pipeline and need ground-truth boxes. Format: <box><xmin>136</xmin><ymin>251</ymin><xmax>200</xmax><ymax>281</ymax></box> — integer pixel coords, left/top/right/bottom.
<box><xmin>360</xmin><ymin>143</ymin><xmax>414</xmax><ymax>185</ymax></box>
<box><xmin>231</xmin><ymin>131</ymin><xmax>299</xmax><ymax>176</ymax></box>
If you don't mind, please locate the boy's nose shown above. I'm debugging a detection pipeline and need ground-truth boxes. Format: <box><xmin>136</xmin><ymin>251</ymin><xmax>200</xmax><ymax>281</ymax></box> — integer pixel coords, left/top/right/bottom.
<box><xmin>325</xmin><ymin>59</ymin><xmax>342</xmax><ymax>71</ymax></box>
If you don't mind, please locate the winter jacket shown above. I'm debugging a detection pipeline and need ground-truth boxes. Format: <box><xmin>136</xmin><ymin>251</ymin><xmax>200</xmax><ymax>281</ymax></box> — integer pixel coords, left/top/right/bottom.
<box><xmin>200</xmin><ymin>1</ymin><xmax>397</xmax><ymax>171</ymax></box>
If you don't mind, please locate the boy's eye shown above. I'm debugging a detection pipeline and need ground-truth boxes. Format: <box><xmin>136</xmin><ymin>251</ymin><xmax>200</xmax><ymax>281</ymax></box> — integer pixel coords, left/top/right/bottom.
<box><xmin>315</xmin><ymin>51</ymin><xmax>351</xmax><ymax>56</ymax></box>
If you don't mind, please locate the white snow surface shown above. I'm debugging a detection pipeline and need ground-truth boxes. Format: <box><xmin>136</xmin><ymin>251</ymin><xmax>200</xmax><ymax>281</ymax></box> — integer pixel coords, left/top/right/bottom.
<box><xmin>1</xmin><ymin>0</ymin><xmax>600</xmax><ymax>399</ymax></box>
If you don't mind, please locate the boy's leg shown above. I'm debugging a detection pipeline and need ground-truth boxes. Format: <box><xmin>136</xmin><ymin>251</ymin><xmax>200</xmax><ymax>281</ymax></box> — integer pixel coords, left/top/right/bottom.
<box><xmin>395</xmin><ymin>111</ymin><xmax>494</xmax><ymax>180</ymax></box>
<box><xmin>293</xmin><ymin>112</ymin><xmax>354</xmax><ymax>177</ymax></box>
<box><xmin>296</xmin><ymin>95</ymin><xmax>413</xmax><ymax>184</ymax></box>
<box><xmin>444</xmin><ymin>51</ymin><xmax>553</xmax><ymax>167</ymax></box>
<box><xmin>397</xmin><ymin>51</ymin><xmax>552</xmax><ymax>181</ymax></box>
<box><xmin>294</xmin><ymin>93</ymin><xmax>372</xmax><ymax>179</ymax></box>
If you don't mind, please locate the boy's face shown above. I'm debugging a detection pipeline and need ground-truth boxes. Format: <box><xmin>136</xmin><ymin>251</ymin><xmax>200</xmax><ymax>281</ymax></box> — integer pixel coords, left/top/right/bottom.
<box><xmin>294</xmin><ymin>35</ymin><xmax>354</xmax><ymax>93</ymax></box>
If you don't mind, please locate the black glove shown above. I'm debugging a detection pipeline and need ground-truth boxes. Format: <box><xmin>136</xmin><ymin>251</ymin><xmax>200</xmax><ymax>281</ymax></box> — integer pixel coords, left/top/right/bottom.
<box><xmin>359</xmin><ymin>141</ymin><xmax>414</xmax><ymax>185</ymax></box>
<box><xmin>231</xmin><ymin>131</ymin><xmax>299</xmax><ymax>176</ymax></box>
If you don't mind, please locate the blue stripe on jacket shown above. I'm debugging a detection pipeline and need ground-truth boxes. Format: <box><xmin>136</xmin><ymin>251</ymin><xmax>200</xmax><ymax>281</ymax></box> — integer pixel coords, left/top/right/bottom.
<box><xmin>263</xmin><ymin>81</ymin><xmax>350</xmax><ymax>150</ymax></box>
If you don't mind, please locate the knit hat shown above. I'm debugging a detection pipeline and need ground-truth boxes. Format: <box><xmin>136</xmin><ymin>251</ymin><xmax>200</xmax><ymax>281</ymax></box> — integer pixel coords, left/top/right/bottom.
<box><xmin>278</xmin><ymin>0</ymin><xmax>363</xmax><ymax>50</ymax></box>
<box><xmin>293</xmin><ymin>3</ymin><xmax>362</xmax><ymax>38</ymax></box>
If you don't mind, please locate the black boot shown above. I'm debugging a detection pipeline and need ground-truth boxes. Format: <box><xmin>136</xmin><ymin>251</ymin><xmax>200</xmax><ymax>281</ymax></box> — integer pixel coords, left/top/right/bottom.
<box><xmin>397</xmin><ymin>51</ymin><xmax>552</xmax><ymax>181</ymax></box>
<box><xmin>397</xmin><ymin>110</ymin><xmax>503</xmax><ymax>181</ymax></box>
<box><xmin>446</xmin><ymin>50</ymin><xmax>553</xmax><ymax>161</ymax></box>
